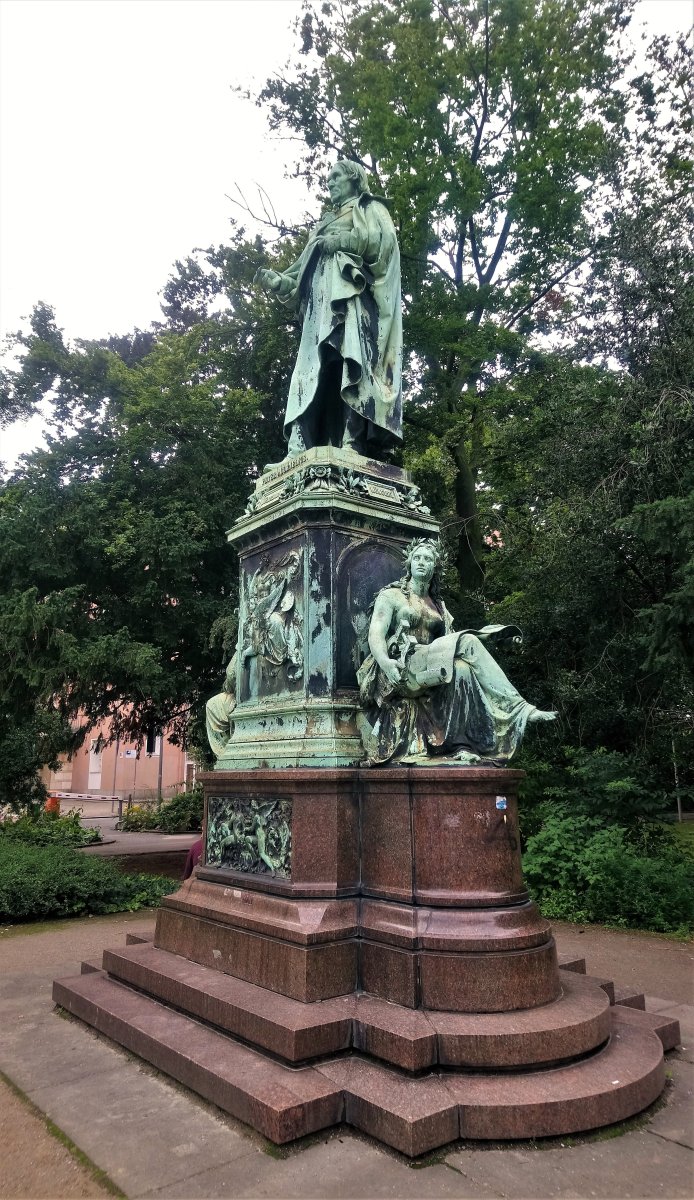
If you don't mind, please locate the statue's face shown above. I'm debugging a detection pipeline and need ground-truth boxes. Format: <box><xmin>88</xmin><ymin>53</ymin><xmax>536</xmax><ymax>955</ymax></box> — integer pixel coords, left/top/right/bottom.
<box><xmin>409</xmin><ymin>545</ymin><xmax>438</xmax><ymax>584</ymax></box>
<box><xmin>327</xmin><ymin>163</ymin><xmax>357</xmax><ymax>207</ymax></box>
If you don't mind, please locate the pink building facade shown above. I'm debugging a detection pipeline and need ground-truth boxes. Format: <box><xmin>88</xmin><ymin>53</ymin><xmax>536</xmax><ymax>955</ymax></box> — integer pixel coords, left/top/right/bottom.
<box><xmin>42</xmin><ymin>718</ymin><xmax>195</xmax><ymax>802</ymax></box>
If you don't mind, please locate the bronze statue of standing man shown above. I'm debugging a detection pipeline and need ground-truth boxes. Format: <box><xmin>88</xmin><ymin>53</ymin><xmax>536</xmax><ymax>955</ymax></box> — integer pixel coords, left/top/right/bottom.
<box><xmin>256</xmin><ymin>160</ymin><xmax>403</xmax><ymax>466</ymax></box>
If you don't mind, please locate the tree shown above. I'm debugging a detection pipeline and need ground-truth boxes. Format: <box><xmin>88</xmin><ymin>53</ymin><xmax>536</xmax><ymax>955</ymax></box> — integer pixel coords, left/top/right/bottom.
<box><xmin>255</xmin><ymin>0</ymin><xmax>635</xmax><ymax>595</ymax></box>
<box><xmin>0</xmin><ymin>228</ymin><xmax>298</xmax><ymax>801</ymax></box>
<box><xmin>481</xmin><ymin>33</ymin><xmax>694</xmax><ymax>817</ymax></box>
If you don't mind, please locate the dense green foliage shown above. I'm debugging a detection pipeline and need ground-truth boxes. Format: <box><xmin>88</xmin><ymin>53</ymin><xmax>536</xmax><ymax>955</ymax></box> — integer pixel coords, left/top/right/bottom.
<box><xmin>0</xmin><ymin>810</ymin><xmax>102</xmax><ymax>847</ymax></box>
<box><xmin>0</xmin><ymin>1</ymin><xmax>692</xmax><ymax>930</ymax></box>
<box><xmin>0</xmin><ymin>842</ymin><xmax>174</xmax><ymax>922</ymax></box>
<box><xmin>523</xmin><ymin>814</ymin><xmax>694</xmax><ymax>935</ymax></box>
<box><xmin>117</xmin><ymin>786</ymin><xmax>203</xmax><ymax>834</ymax></box>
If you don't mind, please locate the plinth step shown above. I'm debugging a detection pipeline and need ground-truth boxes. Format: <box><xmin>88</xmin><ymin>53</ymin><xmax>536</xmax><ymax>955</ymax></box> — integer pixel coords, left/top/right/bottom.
<box><xmin>101</xmin><ymin>942</ymin><xmax>613</xmax><ymax>1071</ymax></box>
<box><xmin>52</xmin><ymin>971</ymin><xmax>343</xmax><ymax>1144</ymax></box>
<box><xmin>612</xmin><ymin>1004</ymin><xmax>681</xmax><ymax>1051</ymax></box>
<box><xmin>53</xmin><ymin>970</ymin><xmax>666</xmax><ymax>1158</ymax></box>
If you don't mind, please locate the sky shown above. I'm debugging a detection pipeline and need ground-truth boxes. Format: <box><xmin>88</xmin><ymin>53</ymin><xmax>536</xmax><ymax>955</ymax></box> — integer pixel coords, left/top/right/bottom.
<box><xmin>0</xmin><ymin>0</ymin><xmax>691</xmax><ymax>464</ymax></box>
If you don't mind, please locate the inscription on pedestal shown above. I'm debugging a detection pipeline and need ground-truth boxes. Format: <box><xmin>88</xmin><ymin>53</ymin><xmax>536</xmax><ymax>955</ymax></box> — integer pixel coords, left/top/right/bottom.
<box><xmin>206</xmin><ymin>795</ymin><xmax>292</xmax><ymax>878</ymax></box>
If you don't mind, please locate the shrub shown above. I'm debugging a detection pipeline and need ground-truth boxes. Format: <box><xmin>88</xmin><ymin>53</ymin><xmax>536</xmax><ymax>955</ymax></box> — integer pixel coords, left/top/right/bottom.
<box><xmin>0</xmin><ymin>810</ymin><xmax>102</xmax><ymax>848</ymax></box>
<box><xmin>155</xmin><ymin>786</ymin><xmax>203</xmax><ymax>833</ymax></box>
<box><xmin>116</xmin><ymin>804</ymin><xmax>159</xmax><ymax>832</ymax></box>
<box><xmin>523</xmin><ymin>813</ymin><xmax>694</xmax><ymax>935</ymax></box>
<box><xmin>0</xmin><ymin>841</ymin><xmax>175</xmax><ymax>922</ymax></box>
<box><xmin>117</xmin><ymin>786</ymin><xmax>203</xmax><ymax>834</ymax></box>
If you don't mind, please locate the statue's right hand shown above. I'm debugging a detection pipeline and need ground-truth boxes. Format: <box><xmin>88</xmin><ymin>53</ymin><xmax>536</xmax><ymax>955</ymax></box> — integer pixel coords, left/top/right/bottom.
<box><xmin>382</xmin><ymin>659</ymin><xmax>402</xmax><ymax>687</ymax></box>
<box><xmin>254</xmin><ymin>268</ymin><xmax>282</xmax><ymax>291</ymax></box>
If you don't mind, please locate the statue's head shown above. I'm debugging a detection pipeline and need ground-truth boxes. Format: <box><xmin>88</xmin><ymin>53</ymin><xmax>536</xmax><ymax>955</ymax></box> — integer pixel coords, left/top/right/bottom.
<box><xmin>402</xmin><ymin>538</ymin><xmax>447</xmax><ymax>598</ymax></box>
<box><xmin>327</xmin><ymin>159</ymin><xmax>369</xmax><ymax>207</ymax></box>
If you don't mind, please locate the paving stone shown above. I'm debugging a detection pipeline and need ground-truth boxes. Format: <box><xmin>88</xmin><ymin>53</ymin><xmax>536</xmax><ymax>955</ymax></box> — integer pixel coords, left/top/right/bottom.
<box><xmin>140</xmin><ymin>1135</ymin><xmax>505</xmax><ymax>1199</ymax></box>
<box><xmin>27</xmin><ymin>1063</ymin><xmax>254</xmax><ymax>1196</ymax></box>
<box><xmin>0</xmin><ymin>1076</ymin><xmax>113</xmax><ymax>1200</ymax></box>
<box><xmin>646</xmin><ymin>1058</ymin><xmax>694</xmax><ymax>1150</ymax></box>
<box><xmin>0</xmin><ymin>1003</ymin><xmax>123</xmax><ymax>1092</ymax></box>
<box><xmin>445</xmin><ymin>1132</ymin><xmax>694</xmax><ymax>1199</ymax></box>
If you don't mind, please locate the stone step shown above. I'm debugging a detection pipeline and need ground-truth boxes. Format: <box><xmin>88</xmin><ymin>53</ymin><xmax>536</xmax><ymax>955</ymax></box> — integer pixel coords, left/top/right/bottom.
<box><xmin>80</xmin><ymin>959</ymin><xmax>102</xmax><ymax>975</ymax></box>
<box><xmin>581</xmin><ymin>974</ymin><xmax>616</xmax><ymax>1004</ymax></box>
<box><xmin>320</xmin><ymin>1014</ymin><xmax>664</xmax><ymax>1152</ymax></box>
<box><xmin>125</xmin><ymin>926</ymin><xmax>155</xmax><ymax>946</ymax></box>
<box><xmin>613</xmin><ymin>985</ymin><xmax>646</xmax><ymax>1010</ymax></box>
<box><xmin>558</xmin><ymin>956</ymin><xmax>587</xmax><ymax>974</ymax></box>
<box><xmin>103</xmin><ymin>942</ymin><xmax>612</xmax><ymax>1072</ymax></box>
<box><xmin>612</xmin><ymin>1003</ymin><xmax>680</xmax><ymax>1050</ymax></box>
<box><xmin>53</xmin><ymin>970</ymin><xmax>665</xmax><ymax>1158</ymax></box>
<box><xmin>443</xmin><ymin>1011</ymin><xmax>664</xmax><ymax>1142</ymax></box>
<box><xmin>102</xmin><ymin>942</ymin><xmax>354</xmax><ymax>1063</ymax></box>
<box><xmin>52</xmin><ymin>970</ymin><xmax>343</xmax><ymax>1144</ymax></box>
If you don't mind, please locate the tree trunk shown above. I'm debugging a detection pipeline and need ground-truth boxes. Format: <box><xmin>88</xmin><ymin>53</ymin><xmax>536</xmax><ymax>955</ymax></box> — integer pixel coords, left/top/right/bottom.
<box><xmin>451</xmin><ymin>435</ymin><xmax>485</xmax><ymax>593</ymax></box>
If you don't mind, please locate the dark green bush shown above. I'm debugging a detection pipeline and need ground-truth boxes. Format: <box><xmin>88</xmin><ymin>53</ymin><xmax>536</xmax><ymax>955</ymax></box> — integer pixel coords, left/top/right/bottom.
<box><xmin>117</xmin><ymin>786</ymin><xmax>203</xmax><ymax>834</ymax></box>
<box><xmin>0</xmin><ymin>841</ymin><xmax>174</xmax><ymax>922</ymax></box>
<box><xmin>155</xmin><ymin>786</ymin><xmax>203</xmax><ymax>833</ymax></box>
<box><xmin>523</xmin><ymin>813</ymin><xmax>694</xmax><ymax>936</ymax></box>
<box><xmin>0</xmin><ymin>810</ymin><xmax>102</xmax><ymax>847</ymax></box>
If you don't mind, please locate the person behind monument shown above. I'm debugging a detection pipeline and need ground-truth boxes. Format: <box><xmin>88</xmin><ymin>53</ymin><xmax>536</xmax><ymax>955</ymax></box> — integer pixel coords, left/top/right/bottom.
<box><xmin>255</xmin><ymin>159</ymin><xmax>402</xmax><ymax>466</ymax></box>
<box><xmin>357</xmin><ymin>538</ymin><xmax>557</xmax><ymax>765</ymax></box>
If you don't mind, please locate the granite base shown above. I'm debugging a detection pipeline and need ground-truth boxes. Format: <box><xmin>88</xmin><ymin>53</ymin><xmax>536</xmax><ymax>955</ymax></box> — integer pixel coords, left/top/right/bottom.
<box><xmin>52</xmin><ymin>766</ymin><xmax>675</xmax><ymax>1153</ymax></box>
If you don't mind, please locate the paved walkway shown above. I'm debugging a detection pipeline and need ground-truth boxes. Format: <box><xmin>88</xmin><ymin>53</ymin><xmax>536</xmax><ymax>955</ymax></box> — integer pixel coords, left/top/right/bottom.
<box><xmin>77</xmin><ymin>813</ymin><xmax>199</xmax><ymax>858</ymax></box>
<box><xmin>0</xmin><ymin>912</ymin><xmax>691</xmax><ymax>1199</ymax></box>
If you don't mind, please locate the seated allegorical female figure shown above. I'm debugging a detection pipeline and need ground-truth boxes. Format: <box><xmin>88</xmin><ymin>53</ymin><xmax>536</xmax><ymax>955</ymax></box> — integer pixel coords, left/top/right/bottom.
<box><xmin>357</xmin><ymin>539</ymin><xmax>556</xmax><ymax>766</ymax></box>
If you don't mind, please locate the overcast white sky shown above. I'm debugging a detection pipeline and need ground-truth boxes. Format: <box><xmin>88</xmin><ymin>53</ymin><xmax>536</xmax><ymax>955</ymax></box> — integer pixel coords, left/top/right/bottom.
<box><xmin>0</xmin><ymin>0</ymin><xmax>691</xmax><ymax>463</ymax></box>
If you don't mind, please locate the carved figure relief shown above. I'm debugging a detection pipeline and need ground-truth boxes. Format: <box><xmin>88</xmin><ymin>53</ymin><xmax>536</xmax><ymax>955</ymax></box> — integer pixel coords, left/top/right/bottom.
<box><xmin>206</xmin><ymin>795</ymin><xmax>292</xmax><ymax>878</ymax></box>
<box><xmin>240</xmin><ymin>550</ymin><xmax>304</xmax><ymax>696</ymax></box>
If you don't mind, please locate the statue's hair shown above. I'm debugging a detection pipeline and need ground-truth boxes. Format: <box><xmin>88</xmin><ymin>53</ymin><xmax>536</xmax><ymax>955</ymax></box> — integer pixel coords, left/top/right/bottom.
<box><xmin>335</xmin><ymin>159</ymin><xmax>370</xmax><ymax>195</ymax></box>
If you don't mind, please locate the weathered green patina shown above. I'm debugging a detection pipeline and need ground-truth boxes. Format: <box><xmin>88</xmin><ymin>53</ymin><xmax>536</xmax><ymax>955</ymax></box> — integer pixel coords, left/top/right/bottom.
<box><xmin>357</xmin><ymin>538</ymin><xmax>557</xmax><ymax>766</ymax></box>
<box><xmin>256</xmin><ymin>160</ymin><xmax>402</xmax><ymax>464</ymax></box>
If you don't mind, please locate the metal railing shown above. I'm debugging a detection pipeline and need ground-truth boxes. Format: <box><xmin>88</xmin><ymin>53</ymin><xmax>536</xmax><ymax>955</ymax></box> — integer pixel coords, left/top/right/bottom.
<box><xmin>48</xmin><ymin>792</ymin><xmax>126</xmax><ymax>820</ymax></box>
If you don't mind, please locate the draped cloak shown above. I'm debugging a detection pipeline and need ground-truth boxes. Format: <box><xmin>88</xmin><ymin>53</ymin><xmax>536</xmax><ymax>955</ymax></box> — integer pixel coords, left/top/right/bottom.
<box><xmin>357</xmin><ymin>597</ymin><xmax>533</xmax><ymax>766</ymax></box>
<box><xmin>274</xmin><ymin>194</ymin><xmax>403</xmax><ymax>450</ymax></box>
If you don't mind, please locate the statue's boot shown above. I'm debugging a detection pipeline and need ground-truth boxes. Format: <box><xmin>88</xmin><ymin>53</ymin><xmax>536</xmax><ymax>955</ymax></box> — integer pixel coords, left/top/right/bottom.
<box><xmin>262</xmin><ymin>421</ymin><xmax>308</xmax><ymax>474</ymax></box>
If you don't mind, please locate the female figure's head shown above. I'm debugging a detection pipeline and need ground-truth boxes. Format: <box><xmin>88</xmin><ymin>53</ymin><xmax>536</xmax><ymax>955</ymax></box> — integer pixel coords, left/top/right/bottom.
<box><xmin>402</xmin><ymin>538</ymin><xmax>446</xmax><ymax>600</ymax></box>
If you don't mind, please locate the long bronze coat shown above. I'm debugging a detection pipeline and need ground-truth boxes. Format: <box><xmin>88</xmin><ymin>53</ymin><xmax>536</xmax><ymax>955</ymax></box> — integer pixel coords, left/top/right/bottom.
<box><xmin>275</xmin><ymin>193</ymin><xmax>403</xmax><ymax>451</ymax></box>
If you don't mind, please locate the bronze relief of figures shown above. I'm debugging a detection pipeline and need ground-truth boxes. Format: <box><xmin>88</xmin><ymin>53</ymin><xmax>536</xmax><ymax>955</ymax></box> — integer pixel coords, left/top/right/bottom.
<box><xmin>206</xmin><ymin>795</ymin><xmax>292</xmax><ymax>877</ymax></box>
<box><xmin>241</xmin><ymin>550</ymin><xmax>304</xmax><ymax>695</ymax></box>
